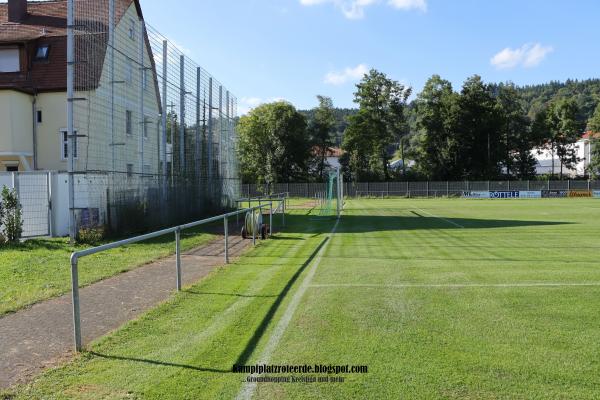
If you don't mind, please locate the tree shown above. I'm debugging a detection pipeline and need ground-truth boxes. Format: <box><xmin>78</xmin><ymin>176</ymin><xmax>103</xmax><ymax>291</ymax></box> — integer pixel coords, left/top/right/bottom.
<box><xmin>237</xmin><ymin>101</ymin><xmax>310</xmax><ymax>185</ymax></box>
<box><xmin>348</xmin><ymin>69</ymin><xmax>411</xmax><ymax>180</ymax></box>
<box><xmin>309</xmin><ymin>96</ymin><xmax>336</xmax><ymax>180</ymax></box>
<box><xmin>413</xmin><ymin>75</ymin><xmax>460</xmax><ymax>179</ymax></box>
<box><xmin>587</xmin><ymin>103</ymin><xmax>600</xmax><ymax>178</ymax></box>
<box><xmin>455</xmin><ymin>75</ymin><xmax>503</xmax><ymax>179</ymax></box>
<box><xmin>496</xmin><ymin>84</ymin><xmax>537</xmax><ymax>178</ymax></box>
<box><xmin>543</xmin><ymin>99</ymin><xmax>581</xmax><ymax>178</ymax></box>
<box><xmin>343</xmin><ymin>110</ymin><xmax>379</xmax><ymax>181</ymax></box>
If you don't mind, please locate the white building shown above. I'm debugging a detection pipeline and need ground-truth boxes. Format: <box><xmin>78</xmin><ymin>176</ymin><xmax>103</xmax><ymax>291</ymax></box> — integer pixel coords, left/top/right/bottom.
<box><xmin>532</xmin><ymin>131</ymin><xmax>599</xmax><ymax>177</ymax></box>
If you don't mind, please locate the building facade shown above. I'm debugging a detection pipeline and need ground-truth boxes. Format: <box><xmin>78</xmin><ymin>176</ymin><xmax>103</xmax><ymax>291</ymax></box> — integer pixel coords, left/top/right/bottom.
<box><xmin>0</xmin><ymin>0</ymin><xmax>161</xmax><ymax>174</ymax></box>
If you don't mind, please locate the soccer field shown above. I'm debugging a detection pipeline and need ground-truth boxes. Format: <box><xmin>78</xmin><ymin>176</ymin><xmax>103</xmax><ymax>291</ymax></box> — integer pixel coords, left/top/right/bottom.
<box><xmin>10</xmin><ymin>198</ymin><xmax>600</xmax><ymax>399</ymax></box>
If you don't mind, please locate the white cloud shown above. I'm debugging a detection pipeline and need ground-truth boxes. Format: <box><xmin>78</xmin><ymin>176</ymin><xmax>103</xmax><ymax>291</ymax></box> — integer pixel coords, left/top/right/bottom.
<box><xmin>490</xmin><ymin>43</ymin><xmax>553</xmax><ymax>70</ymax></box>
<box><xmin>300</xmin><ymin>0</ymin><xmax>425</xmax><ymax>19</ymax></box>
<box><xmin>387</xmin><ymin>0</ymin><xmax>427</xmax><ymax>12</ymax></box>
<box><xmin>324</xmin><ymin>64</ymin><xmax>369</xmax><ymax>85</ymax></box>
<box><xmin>238</xmin><ymin>97</ymin><xmax>288</xmax><ymax>115</ymax></box>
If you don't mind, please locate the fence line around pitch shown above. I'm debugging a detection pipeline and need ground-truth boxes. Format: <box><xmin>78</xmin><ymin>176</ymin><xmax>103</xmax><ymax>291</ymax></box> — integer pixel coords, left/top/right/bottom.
<box><xmin>69</xmin><ymin>203</ymin><xmax>277</xmax><ymax>352</ymax></box>
<box><xmin>241</xmin><ymin>180</ymin><xmax>600</xmax><ymax>199</ymax></box>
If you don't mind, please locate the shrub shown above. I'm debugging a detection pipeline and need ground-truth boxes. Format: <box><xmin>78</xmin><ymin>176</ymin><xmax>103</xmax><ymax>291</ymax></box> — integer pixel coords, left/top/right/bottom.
<box><xmin>1</xmin><ymin>186</ymin><xmax>23</xmax><ymax>244</ymax></box>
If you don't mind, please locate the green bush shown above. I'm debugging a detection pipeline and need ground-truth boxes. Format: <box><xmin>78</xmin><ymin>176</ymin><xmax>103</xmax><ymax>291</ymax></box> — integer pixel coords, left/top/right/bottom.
<box><xmin>0</xmin><ymin>186</ymin><xmax>23</xmax><ymax>244</ymax></box>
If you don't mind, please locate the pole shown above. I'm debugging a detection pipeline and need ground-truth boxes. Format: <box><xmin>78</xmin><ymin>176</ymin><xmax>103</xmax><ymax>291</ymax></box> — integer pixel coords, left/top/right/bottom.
<box><xmin>269</xmin><ymin>202</ymin><xmax>273</xmax><ymax>236</ymax></box>
<box><xmin>175</xmin><ymin>227</ymin><xmax>182</xmax><ymax>291</ymax></box>
<box><xmin>70</xmin><ymin>254</ymin><xmax>82</xmax><ymax>351</ymax></box>
<box><xmin>224</xmin><ymin>217</ymin><xmax>229</xmax><ymax>264</ymax></box>
<box><xmin>161</xmin><ymin>41</ymin><xmax>168</xmax><ymax>183</ymax></box>
<box><xmin>67</xmin><ymin>0</ymin><xmax>76</xmax><ymax>243</ymax></box>
<box><xmin>139</xmin><ymin>21</ymin><xmax>145</xmax><ymax>175</ymax></box>
<box><xmin>195</xmin><ymin>68</ymin><xmax>201</xmax><ymax>186</ymax></box>
<box><xmin>179</xmin><ymin>55</ymin><xmax>185</xmax><ymax>175</ymax></box>
<box><xmin>219</xmin><ymin>85</ymin><xmax>223</xmax><ymax>178</ymax></box>
<box><xmin>47</xmin><ymin>171</ymin><xmax>53</xmax><ymax>236</ymax></box>
<box><xmin>207</xmin><ymin>77</ymin><xmax>213</xmax><ymax>196</ymax></box>
<box><xmin>109</xmin><ymin>0</ymin><xmax>115</xmax><ymax>175</ymax></box>
<box><xmin>252</xmin><ymin>211</ymin><xmax>256</xmax><ymax>246</ymax></box>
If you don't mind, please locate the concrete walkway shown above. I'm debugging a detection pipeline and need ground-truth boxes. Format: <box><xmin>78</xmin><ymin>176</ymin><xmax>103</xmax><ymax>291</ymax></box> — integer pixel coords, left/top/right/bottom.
<box><xmin>0</xmin><ymin>234</ymin><xmax>251</xmax><ymax>388</ymax></box>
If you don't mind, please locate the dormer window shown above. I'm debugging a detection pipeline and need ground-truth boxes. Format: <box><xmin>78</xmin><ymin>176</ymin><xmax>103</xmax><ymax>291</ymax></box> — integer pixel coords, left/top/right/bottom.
<box><xmin>34</xmin><ymin>45</ymin><xmax>50</xmax><ymax>61</ymax></box>
<box><xmin>0</xmin><ymin>47</ymin><xmax>20</xmax><ymax>72</ymax></box>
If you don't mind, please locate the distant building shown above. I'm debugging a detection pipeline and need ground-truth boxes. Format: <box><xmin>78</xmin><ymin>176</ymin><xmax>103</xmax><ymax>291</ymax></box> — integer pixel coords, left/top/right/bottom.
<box><xmin>532</xmin><ymin>131</ymin><xmax>599</xmax><ymax>177</ymax></box>
<box><xmin>312</xmin><ymin>146</ymin><xmax>344</xmax><ymax>170</ymax></box>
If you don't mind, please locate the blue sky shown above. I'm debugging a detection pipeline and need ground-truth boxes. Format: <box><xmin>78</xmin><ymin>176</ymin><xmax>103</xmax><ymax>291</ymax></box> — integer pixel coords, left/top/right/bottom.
<box><xmin>137</xmin><ymin>1</ymin><xmax>598</xmax><ymax>113</ymax></box>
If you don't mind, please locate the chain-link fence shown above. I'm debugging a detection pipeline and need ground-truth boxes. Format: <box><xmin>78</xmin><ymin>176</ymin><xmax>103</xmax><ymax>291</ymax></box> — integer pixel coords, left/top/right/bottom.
<box><xmin>241</xmin><ymin>181</ymin><xmax>600</xmax><ymax>198</ymax></box>
<box><xmin>67</xmin><ymin>0</ymin><xmax>239</xmax><ymax>237</ymax></box>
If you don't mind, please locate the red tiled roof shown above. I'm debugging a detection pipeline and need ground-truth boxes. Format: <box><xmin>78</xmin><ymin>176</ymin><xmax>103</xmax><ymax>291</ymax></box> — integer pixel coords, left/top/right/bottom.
<box><xmin>582</xmin><ymin>131</ymin><xmax>600</xmax><ymax>140</ymax></box>
<box><xmin>0</xmin><ymin>0</ymin><xmax>149</xmax><ymax>95</ymax></box>
<box><xmin>312</xmin><ymin>146</ymin><xmax>344</xmax><ymax>157</ymax></box>
<box><xmin>0</xmin><ymin>1</ymin><xmax>67</xmax><ymax>43</ymax></box>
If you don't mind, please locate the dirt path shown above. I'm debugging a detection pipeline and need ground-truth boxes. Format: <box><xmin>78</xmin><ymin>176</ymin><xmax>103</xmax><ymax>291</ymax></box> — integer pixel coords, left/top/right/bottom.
<box><xmin>0</xmin><ymin>233</ymin><xmax>252</xmax><ymax>389</ymax></box>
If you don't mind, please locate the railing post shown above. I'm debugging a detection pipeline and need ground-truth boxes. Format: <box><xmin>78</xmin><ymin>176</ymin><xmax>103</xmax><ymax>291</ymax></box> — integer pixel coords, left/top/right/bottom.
<box><xmin>70</xmin><ymin>254</ymin><xmax>82</xmax><ymax>352</ymax></box>
<box><xmin>282</xmin><ymin>198</ymin><xmax>286</xmax><ymax>227</ymax></box>
<box><xmin>224</xmin><ymin>217</ymin><xmax>229</xmax><ymax>264</ymax></box>
<box><xmin>252</xmin><ymin>210</ymin><xmax>256</xmax><ymax>246</ymax></box>
<box><xmin>175</xmin><ymin>227</ymin><xmax>182</xmax><ymax>291</ymax></box>
<box><xmin>269</xmin><ymin>202</ymin><xmax>273</xmax><ymax>236</ymax></box>
<box><xmin>47</xmin><ymin>171</ymin><xmax>53</xmax><ymax>236</ymax></box>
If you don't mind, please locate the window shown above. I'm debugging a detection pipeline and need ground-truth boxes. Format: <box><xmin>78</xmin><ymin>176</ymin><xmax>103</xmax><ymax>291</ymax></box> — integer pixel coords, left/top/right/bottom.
<box><xmin>34</xmin><ymin>45</ymin><xmax>49</xmax><ymax>61</ymax></box>
<box><xmin>0</xmin><ymin>47</ymin><xmax>19</xmax><ymax>72</ymax></box>
<box><xmin>142</xmin><ymin>116</ymin><xmax>148</xmax><ymax>138</ymax></box>
<box><xmin>125</xmin><ymin>110</ymin><xmax>132</xmax><ymax>135</ymax></box>
<box><xmin>61</xmin><ymin>130</ymin><xmax>78</xmax><ymax>160</ymax></box>
<box><xmin>36</xmin><ymin>110</ymin><xmax>42</xmax><ymax>123</ymax></box>
<box><xmin>6</xmin><ymin>166</ymin><xmax>18</xmax><ymax>172</ymax></box>
<box><xmin>126</xmin><ymin>163</ymin><xmax>134</xmax><ymax>178</ymax></box>
<box><xmin>128</xmin><ymin>19</ymin><xmax>136</xmax><ymax>40</ymax></box>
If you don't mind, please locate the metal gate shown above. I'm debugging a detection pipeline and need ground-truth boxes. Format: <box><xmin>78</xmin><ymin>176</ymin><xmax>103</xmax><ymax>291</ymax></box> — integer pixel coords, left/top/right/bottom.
<box><xmin>0</xmin><ymin>172</ymin><xmax>51</xmax><ymax>238</ymax></box>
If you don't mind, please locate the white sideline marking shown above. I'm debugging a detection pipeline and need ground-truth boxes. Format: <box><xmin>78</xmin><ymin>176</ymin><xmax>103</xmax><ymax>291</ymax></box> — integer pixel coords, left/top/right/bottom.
<box><xmin>235</xmin><ymin>218</ymin><xmax>340</xmax><ymax>400</ymax></box>
<box><xmin>413</xmin><ymin>206</ymin><xmax>465</xmax><ymax>228</ymax></box>
<box><xmin>309</xmin><ymin>283</ymin><xmax>600</xmax><ymax>288</ymax></box>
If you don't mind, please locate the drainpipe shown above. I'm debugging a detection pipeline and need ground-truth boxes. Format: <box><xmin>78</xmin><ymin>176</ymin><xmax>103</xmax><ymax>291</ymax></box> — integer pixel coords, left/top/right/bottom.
<box><xmin>32</xmin><ymin>94</ymin><xmax>38</xmax><ymax>170</ymax></box>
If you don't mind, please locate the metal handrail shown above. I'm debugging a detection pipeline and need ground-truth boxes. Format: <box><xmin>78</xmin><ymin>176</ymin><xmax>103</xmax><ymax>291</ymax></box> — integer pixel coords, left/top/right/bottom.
<box><xmin>69</xmin><ymin>203</ymin><xmax>275</xmax><ymax>352</ymax></box>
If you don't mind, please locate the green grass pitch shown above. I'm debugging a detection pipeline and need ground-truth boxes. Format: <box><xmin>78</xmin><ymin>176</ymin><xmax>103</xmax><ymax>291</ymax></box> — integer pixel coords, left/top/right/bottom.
<box><xmin>7</xmin><ymin>198</ymin><xmax>600</xmax><ymax>399</ymax></box>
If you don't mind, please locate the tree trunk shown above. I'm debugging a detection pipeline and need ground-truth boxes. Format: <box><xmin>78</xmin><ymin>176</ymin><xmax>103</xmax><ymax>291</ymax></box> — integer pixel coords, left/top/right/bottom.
<box><xmin>551</xmin><ymin>142</ymin><xmax>555</xmax><ymax>178</ymax></box>
<box><xmin>382</xmin><ymin>150</ymin><xmax>389</xmax><ymax>181</ymax></box>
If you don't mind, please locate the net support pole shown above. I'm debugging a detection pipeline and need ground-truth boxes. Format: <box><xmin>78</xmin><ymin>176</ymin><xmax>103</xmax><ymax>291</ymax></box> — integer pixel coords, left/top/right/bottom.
<box><xmin>179</xmin><ymin>55</ymin><xmax>186</xmax><ymax>175</ymax></box>
<box><xmin>109</xmin><ymin>0</ymin><xmax>115</xmax><ymax>175</ymax></box>
<box><xmin>139</xmin><ymin>21</ymin><xmax>145</xmax><ymax>175</ymax></box>
<box><xmin>161</xmin><ymin>40</ymin><xmax>168</xmax><ymax>196</ymax></box>
<box><xmin>207</xmin><ymin>78</ymin><xmax>213</xmax><ymax>198</ymax></box>
<box><xmin>195</xmin><ymin>68</ymin><xmax>201</xmax><ymax>188</ymax></box>
<box><xmin>66</xmin><ymin>0</ymin><xmax>76</xmax><ymax>244</ymax></box>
